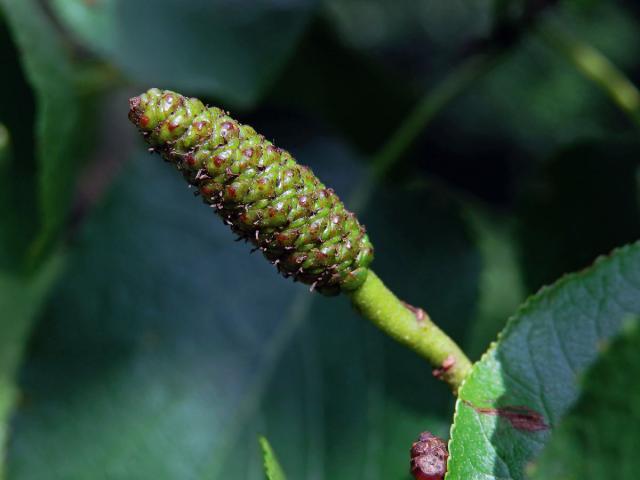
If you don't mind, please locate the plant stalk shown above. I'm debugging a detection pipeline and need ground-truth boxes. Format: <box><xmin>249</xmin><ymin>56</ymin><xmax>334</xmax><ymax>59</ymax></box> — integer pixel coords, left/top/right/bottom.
<box><xmin>539</xmin><ymin>21</ymin><xmax>640</xmax><ymax>128</ymax></box>
<box><xmin>347</xmin><ymin>271</ymin><xmax>472</xmax><ymax>394</ymax></box>
<box><xmin>344</xmin><ymin>51</ymin><xmax>503</xmax><ymax>394</ymax></box>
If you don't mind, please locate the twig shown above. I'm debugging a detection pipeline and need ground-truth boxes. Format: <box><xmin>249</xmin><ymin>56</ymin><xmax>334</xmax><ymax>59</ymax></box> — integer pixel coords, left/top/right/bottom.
<box><xmin>538</xmin><ymin>20</ymin><xmax>640</xmax><ymax>128</ymax></box>
<box><xmin>343</xmin><ymin>43</ymin><xmax>511</xmax><ymax>395</ymax></box>
<box><xmin>347</xmin><ymin>271</ymin><xmax>472</xmax><ymax>393</ymax></box>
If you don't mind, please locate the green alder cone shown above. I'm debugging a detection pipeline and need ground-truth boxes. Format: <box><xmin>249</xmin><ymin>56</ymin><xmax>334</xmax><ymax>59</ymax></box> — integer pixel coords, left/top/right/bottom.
<box><xmin>128</xmin><ymin>88</ymin><xmax>374</xmax><ymax>295</ymax></box>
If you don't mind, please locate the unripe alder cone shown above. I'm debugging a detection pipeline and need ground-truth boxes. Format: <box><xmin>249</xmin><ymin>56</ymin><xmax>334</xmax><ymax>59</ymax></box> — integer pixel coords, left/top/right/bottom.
<box><xmin>128</xmin><ymin>88</ymin><xmax>374</xmax><ymax>295</ymax></box>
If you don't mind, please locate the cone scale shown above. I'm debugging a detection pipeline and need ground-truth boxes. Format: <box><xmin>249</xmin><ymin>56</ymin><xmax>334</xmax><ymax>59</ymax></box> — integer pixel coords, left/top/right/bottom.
<box><xmin>128</xmin><ymin>88</ymin><xmax>374</xmax><ymax>295</ymax></box>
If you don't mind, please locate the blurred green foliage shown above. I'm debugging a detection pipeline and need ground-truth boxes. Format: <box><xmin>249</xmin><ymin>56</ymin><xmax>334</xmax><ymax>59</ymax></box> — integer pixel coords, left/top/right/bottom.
<box><xmin>0</xmin><ymin>0</ymin><xmax>639</xmax><ymax>479</ymax></box>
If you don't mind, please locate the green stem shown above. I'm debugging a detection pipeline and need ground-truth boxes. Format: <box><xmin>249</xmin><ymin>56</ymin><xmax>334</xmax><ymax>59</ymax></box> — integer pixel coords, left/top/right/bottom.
<box><xmin>539</xmin><ymin>21</ymin><xmax>640</xmax><ymax>128</ymax></box>
<box><xmin>345</xmin><ymin>52</ymin><xmax>501</xmax><ymax>394</ymax></box>
<box><xmin>348</xmin><ymin>271</ymin><xmax>472</xmax><ymax>393</ymax></box>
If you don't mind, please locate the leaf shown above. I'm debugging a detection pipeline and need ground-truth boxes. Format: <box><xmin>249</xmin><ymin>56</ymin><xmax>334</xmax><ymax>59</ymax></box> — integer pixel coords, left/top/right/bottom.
<box><xmin>49</xmin><ymin>0</ymin><xmax>318</xmax><ymax>108</ymax></box>
<box><xmin>446</xmin><ymin>242</ymin><xmax>640</xmax><ymax>479</ymax></box>
<box><xmin>0</xmin><ymin>14</ymin><xmax>71</xmax><ymax>475</ymax></box>
<box><xmin>0</xmin><ymin>20</ymin><xmax>38</xmax><ymax>270</ymax></box>
<box><xmin>259</xmin><ymin>437</ymin><xmax>286</xmax><ymax>480</ymax></box>
<box><xmin>0</xmin><ymin>7</ymin><xmax>86</xmax><ymax>467</ymax></box>
<box><xmin>7</xmin><ymin>134</ymin><xmax>481</xmax><ymax>479</ymax></box>
<box><xmin>0</xmin><ymin>257</ymin><xmax>64</xmax><ymax>479</ymax></box>
<box><xmin>0</xmin><ymin>0</ymin><xmax>89</xmax><ymax>261</ymax></box>
<box><xmin>529</xmin><ymin>316</ymin><xmax>640</xmax><ymax>480</ymax></box>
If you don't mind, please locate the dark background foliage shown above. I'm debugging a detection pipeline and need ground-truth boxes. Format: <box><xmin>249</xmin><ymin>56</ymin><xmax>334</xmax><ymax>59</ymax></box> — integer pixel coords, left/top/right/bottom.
<box><xmin>0</xmin><ymin>0</ymin><xmax>638</xmax><ymax>479</ymax></box>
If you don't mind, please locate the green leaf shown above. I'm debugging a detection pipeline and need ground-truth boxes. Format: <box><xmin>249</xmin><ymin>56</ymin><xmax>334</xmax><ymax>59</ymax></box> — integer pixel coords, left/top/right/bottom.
<box><xmin>0</xmin><ymin>20</ymin><xmax>38</xmax><ymax>270</ymax></box>
<box><xmin>0</xmin><ymin>257</ymin><xmax>64</xmax><ymax>479</ymax></box>
<box><xmin>7</xmin><ymin>136</ymin><xmax>481</xmax><ymax>479</ymax></box>
<box><xmin>529</xmin><ymin>316</ymin><xmax>640</xmax><ymax>480</ymax></box>
<box><xmin>447</xmin><ymin>242</ymin><xmax>640</xmax><ymax>479</ymax></box>
<box><xmin>259</xmin><ymin>437</ymin><xmax>286</xmax><ymax>480</ymax></box>
<box><xmin>0</xmin><ymin>0</ymin><xmax>89</xmax><ymax>261</ymax></box>
<box><xmin>49</xmin><ymin>0</ymin><xmax>318</xmax><ymax>108</ymax></box>
<box><xmin>0</xmin><ymin>23</ymin><xmax>69</xmax><ymax>475</ymax></box>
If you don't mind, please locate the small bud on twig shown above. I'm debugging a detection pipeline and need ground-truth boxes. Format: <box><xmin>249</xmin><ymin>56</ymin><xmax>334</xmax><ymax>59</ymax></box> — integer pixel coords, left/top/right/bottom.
<box><xmin>410</xmin><ymin>432</ymin><xmax>448</xmax><ymax>480</ymax></box>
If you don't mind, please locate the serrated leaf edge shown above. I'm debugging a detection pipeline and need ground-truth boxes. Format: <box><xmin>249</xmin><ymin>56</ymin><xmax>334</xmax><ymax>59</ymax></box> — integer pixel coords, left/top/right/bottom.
<box><xmin>258</xmin><ymin>435</ymin><xmax>286</xmax><ymax>480</ymax></box>
<box><xmin>446</xmin><ymin>240</ymin><xmax>640</xmax><ymax>479</ymax></box>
